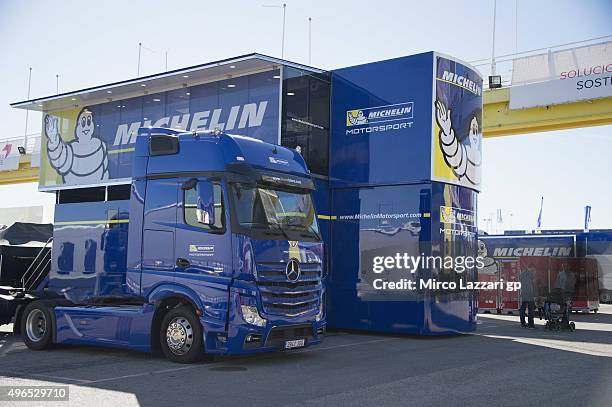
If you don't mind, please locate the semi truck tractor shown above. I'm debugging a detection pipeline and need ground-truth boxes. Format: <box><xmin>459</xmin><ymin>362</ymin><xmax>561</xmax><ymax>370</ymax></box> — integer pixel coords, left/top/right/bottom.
<box><xmin>1</xmin><ymin>127</ymin><xmax>325</xmax><ymax>363</ymax></box>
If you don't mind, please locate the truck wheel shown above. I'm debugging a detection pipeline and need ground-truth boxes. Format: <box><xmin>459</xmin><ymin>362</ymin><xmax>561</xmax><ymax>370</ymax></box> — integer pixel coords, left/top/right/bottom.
<box><xmin>21</xmin><ymin>302</ymin><xmax>54</xmax><ymax>350</ymax></box>
<box><xmin>160</xmin><ymin>305</ymin><xmax>203</xmax><ymax>363</ymax></box>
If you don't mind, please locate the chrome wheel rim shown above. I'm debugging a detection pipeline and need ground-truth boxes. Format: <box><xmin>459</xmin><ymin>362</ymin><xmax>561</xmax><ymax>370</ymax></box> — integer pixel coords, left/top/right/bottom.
<box><xmin>166</xmin><ymin>317</ymin><xmax>194</xmax><ymax>355</ymax></box>
<box><xmin>25</xmin><ymin>309</ymin><xmax>47</xmax><ymax>342</ymax></box>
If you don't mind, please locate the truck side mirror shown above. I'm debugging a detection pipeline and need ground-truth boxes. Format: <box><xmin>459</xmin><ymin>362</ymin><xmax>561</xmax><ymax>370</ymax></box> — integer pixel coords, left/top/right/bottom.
<box><xmin>196</xmin><ymin>181</ymin><xmax>215</xmax><ymax>226</ymax></box>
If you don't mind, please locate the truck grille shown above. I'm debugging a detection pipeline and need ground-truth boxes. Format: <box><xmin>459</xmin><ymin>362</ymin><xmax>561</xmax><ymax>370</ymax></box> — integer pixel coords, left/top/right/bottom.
<box><xmin>256</xmin><ymin>262</ymin><xmax>322</xmax><ymax>317</ymax></box>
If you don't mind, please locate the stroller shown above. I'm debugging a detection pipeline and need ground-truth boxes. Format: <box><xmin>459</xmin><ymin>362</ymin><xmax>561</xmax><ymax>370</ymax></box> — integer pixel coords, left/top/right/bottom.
<box><xmin>542</xmin><ymin>289</ymin><xmax>576</xmax><ymax>332</ymax></box>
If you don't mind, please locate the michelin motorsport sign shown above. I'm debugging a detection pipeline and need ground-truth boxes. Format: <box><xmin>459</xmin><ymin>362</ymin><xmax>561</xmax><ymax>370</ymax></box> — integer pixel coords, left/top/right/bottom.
<box><xmin>346</xmin><ymin>102</ymin><xmax>414</xmax><ymax>135</ymax></box>
<box><xmin>432</xmin><ymin>55</ymin><xmax>483</xmax><ymax>192</ymax></box>
<box><xmin>39</xmin><ymin>71</ymin><xmax>279</xmax><ymax>190</ymax></box>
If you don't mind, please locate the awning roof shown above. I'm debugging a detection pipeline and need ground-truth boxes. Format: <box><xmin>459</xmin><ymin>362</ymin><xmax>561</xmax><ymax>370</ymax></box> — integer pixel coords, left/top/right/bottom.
<box><xmin>11</xmin><ymin>53</ymin><xmax>324</xmax><ymax>113</ymax></box>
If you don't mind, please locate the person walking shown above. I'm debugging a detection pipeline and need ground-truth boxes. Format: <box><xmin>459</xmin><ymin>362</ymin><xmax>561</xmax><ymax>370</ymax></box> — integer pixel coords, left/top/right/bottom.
<box><xmin>555</xmin><ymin>264</ymin><xmax>568</xmax><ymax>293</ymax></box>
<box><xmin>519</xmin><ymin>264</ymin><xmax>536</xmax><ymax>328</ymax></box>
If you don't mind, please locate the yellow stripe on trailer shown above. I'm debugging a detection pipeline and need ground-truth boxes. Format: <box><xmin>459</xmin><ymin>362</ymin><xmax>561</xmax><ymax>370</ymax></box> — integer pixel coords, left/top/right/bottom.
<box><xmin>55</xmin><ymin>219</ymin><xmax>129</xmax><ymax>226</ymax></box>
<box><xmin>317</xmin><ymin>215</ymin><xmax>337</xmax><ymax>220</ymax></box>
<box><xmin>278</xmin><ymin>212</ymin><xmax>306</xmax><ymax>217</ymax></box>
<box><xmin>107</xmin><ymin>147</ymin><xmax>136</xmax><ymax>154</ymax></box>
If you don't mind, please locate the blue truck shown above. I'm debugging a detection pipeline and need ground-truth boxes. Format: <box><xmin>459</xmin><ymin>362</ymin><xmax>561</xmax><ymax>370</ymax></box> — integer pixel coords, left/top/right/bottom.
<box><xmin>1</xmin><ymin>127</ymin><xmax>325</xmax><ymax>363</ymax></box>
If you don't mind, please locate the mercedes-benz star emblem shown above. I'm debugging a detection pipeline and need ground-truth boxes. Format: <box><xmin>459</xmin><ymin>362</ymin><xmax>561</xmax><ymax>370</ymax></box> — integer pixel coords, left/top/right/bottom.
<box><xmin>285</xmin><ymin>259</ymin><xmax>301</xmax><ymax>282</ymax></box>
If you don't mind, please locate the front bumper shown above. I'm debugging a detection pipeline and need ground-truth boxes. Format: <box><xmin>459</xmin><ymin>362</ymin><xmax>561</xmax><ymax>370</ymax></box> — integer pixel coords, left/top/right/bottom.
<box><xmin>204</xmin><ymin>319</ymin><xmax>326</xmax><ymax>355</ymax></box>
<box><xmin>204</xmin><ymin>285</ymin><xmax>326</xmax><ymax>355</ymax></box>
<box><xmin>231</xmin><ymin>321</ymin><xmax>325</xmax><ymax>354</ymax></box>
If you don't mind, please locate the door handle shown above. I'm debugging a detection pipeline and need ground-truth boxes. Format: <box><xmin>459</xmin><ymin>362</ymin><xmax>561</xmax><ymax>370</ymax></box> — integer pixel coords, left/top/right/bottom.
<box><xmin>176</xmin><ymin>258</ymin><xmax>191</xmax><ymax>268</ymax></box>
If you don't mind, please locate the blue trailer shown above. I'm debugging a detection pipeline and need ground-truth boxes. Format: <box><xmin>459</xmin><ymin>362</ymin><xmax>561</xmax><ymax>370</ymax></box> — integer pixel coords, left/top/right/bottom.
<box><xmin>320</xmin><ymin>52</ymin><xmax>482</xmax><ymax>334</ymax></box>
<box><xmin>2</xmin><ymin>127</ymin><xmax>325</xmax><ymax>362</ymax></box>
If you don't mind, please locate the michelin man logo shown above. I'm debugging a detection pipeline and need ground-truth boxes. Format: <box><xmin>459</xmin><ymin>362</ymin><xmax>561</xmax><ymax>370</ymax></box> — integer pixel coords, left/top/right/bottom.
<box><xmin>346</xmin><ymin>110</ymin><xmax>368</xmax><ymax>126</ymax></box>
<box><xmin>478</xmin><ymin>239</ymin><xmax>498</xmax><ymax>275</ymax></box>
<box><xmin>44</xmin><ymin>107</ymin><xmax>109</xmax><ymax>184</ymax></box>
<box><xmin>440</xmin><ymin>205</ymin><xmax>475</xmax><ymax>225</ymax></box>
<box><xmin>440</xmin><ymin>206</ymin><xmax>457</xmax><ymax>224</ymax></box>
<box><xmin>434</xmin><ymin>100</ymin><xmax>481</xmax><ymax>186</ymax></box>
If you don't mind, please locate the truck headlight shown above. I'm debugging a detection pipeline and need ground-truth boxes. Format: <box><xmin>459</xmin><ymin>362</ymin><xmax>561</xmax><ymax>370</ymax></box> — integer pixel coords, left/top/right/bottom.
<box><xmin>240</xmin><ymin>305</ymin><xmax>266</xmax><ymax>327</ymax></box>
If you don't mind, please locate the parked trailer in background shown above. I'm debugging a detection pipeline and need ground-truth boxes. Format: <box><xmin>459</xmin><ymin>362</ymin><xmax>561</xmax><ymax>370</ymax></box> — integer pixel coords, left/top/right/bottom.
<box><xmin>518</xmin><ymin>256</ymin><xmax>599</xmax><ymax>312</ymax></box>
<box><xmin>578</xmin><ymin>231</ymin><xmax>612</xmax><ymax>304</ymax></box>
<box><xmin>478</xmin><ymin>234</ymin><xmax>576</xmax><ymax>313</ymax></box>
<box><xmin>589</xmin><ymin>255</ymin><xmax>612</xmax><ymax>303</ymax></box>
<box><xmin>479</xmin><ymin>233</ymin><xmax>602</xmax><ymax>313</ymax></box>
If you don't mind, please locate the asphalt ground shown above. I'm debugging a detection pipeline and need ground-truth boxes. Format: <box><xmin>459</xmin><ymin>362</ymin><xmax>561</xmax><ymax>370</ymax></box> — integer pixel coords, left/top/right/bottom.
<box><xmin>1</xmin><ymin>305</ymin><xmax>611</xmax><ymax>407</ymax></box>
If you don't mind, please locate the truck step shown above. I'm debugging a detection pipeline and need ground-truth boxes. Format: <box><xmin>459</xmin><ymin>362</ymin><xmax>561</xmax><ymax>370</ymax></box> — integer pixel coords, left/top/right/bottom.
<box><xmin>88</xmin><ymin>296</ymin><xmax>147</xmax><ymax>306</ymax></box>
<box><xmin>0</xmin><ymin>286</ymin><xmax>24</xmax><ymax>296</ymax></box>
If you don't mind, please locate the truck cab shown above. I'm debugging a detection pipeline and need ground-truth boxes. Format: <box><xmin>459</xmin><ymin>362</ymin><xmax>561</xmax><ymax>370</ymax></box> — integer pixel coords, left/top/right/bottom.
<box><xmin>18</xmin><ymin>128</ymin><xmax>325</xmax><ymax>363</ymax></box>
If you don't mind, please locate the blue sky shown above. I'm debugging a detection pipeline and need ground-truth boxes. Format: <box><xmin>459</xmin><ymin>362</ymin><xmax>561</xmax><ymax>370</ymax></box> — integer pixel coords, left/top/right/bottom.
<box><xmin>0</xmin><ymin>0</ymin><xmax>611</xmax><ymax>229</ymax></box>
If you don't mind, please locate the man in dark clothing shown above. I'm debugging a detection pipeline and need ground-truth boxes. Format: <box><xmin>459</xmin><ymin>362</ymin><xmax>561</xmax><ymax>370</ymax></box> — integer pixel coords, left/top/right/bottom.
<box><xmin>519</xmin><ymin>265</ymin><xmax>536</xmax><ymax>328</ymax></box>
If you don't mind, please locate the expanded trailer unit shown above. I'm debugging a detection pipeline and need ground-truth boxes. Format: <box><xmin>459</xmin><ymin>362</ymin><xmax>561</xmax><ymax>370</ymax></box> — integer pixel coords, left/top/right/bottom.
<box><xmin>7</xmin><ymin>52</ymin><xmax>483</xmax><ymax>346</ymax></box>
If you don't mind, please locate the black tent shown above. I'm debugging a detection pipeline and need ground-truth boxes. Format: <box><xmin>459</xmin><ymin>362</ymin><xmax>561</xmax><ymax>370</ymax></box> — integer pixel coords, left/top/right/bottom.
<box><xmin>0</xmin><ymin>222</ymin><xmax>53</xmax><ymax>245</ymax></box>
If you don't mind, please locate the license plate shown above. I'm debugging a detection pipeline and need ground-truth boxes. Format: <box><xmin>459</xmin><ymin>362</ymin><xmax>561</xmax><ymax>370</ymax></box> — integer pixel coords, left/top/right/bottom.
<box><xmin>284</xmin><ymin>339</ymin><xmax>306</xmax><ymax>349</ymax></box>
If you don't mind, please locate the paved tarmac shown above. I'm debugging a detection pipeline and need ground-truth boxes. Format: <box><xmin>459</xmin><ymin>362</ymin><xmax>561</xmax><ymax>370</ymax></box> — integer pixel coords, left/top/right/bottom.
<box><xmin>1</xmin><ymin>305</ymin><xmax>611</xmax><ymax>407</ymax></box>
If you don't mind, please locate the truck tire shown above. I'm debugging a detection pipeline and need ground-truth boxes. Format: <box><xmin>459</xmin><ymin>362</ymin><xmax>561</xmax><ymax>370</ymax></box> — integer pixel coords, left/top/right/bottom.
<box><xmin>160</xmin><ymin>305</ymin><xmax>203</xmax><ymax>363</ymax></box>
<box><xmin>21</xmin><ymin>301</ymin><xmax>54</xmax><ymax>350</ymax></box>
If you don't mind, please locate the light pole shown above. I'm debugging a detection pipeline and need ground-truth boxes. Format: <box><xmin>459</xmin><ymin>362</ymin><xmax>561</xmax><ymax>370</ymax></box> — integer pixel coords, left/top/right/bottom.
<box><xmin>137</xmin><ymin>42</ymin><xmax>142</xmax><ymax>77</ymax></box>
<box><xmin>308</xmin><ymin>17</ymin><xmax>312</xmax><ymax>64</ymax></box>
<box><xmin>264</xmin><ymin>3</ymin><xmax>287</xmax><ymax>58</ymax></box>
<box><xmin>490</xmin><ymin>0</ymin><xmax>497</xmax><ymax>77</ymax></box>
<box><xmin>137</xmin><ymin>43</ymin><xmax>156</xmax><ymax>77</ymax></box>
<box><xmin>515</xmin><ymin>0</ymin><xmax>519</xmax><ymax>54</ymax></box>
<box><xmin>282</xmin><ymin>3</ymin><xmax>286</xmax><ymax>58</ymax></box>
<box><xmin>24</xmin><ymin>67</ymin><xmax>32</xmax><ymax>151</ymax></box>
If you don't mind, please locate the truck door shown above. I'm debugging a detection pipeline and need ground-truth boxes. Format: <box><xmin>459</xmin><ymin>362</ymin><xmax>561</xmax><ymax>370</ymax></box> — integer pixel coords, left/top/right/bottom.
<box><xmin>141</xmin><ymin>179</ymin><xmax>179</xmax><ymax>295</ymax></box>
<box><xmin>174</xmin><ymin>177</ymin><xmax>232</xmax><ymax>324</ymax></box>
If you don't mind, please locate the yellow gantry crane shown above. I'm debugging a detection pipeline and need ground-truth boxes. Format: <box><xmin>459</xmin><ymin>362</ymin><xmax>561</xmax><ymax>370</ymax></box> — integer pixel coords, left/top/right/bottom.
<box><xmin>0</xmin><ymin>154</ymin><xmax>39</xmax><ymax>185</ymax></box>
<box><xmin>483</xmin><ymin>89</ymin><xmax>612</xmax><ymax>137</ymax></box>
<box><xmin>1</xmin><ymin>92</ymin><xmax>611</xmax><ymax>186</ymax></box>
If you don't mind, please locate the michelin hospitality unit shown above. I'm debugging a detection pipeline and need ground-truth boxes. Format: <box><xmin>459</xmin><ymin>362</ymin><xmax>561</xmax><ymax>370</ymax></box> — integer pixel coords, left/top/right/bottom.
<box><xmin>478</xmin><ymin>230</ymin><xmax>612</xmax><ymax>313</ymax></box>
<box><xmin>6</xmin><ymin>52</ymin><xmax>483</xmax><ymax>359</ymax></box>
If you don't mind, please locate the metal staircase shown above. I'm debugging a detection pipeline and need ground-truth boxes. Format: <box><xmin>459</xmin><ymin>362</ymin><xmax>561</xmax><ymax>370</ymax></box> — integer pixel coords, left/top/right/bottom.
<box><xmin>20</xmin><ymin>237</ymin><xmax>53</xmax><ymax>291</ymax></box>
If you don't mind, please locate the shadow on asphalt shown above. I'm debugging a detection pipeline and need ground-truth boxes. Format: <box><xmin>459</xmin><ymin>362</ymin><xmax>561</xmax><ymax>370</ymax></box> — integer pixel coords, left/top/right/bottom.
<box><xmin>0</xmin><ymin>308</ymin><xmax>610</xmax><ymax>407</ymax></box>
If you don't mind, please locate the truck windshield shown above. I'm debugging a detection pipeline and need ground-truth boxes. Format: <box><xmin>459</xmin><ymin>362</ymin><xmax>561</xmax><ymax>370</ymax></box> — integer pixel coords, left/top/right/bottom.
<box><xmin>231</xmin><ymin>184</ymin><xmax>320</xmax><ymax>240</ymax></box>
